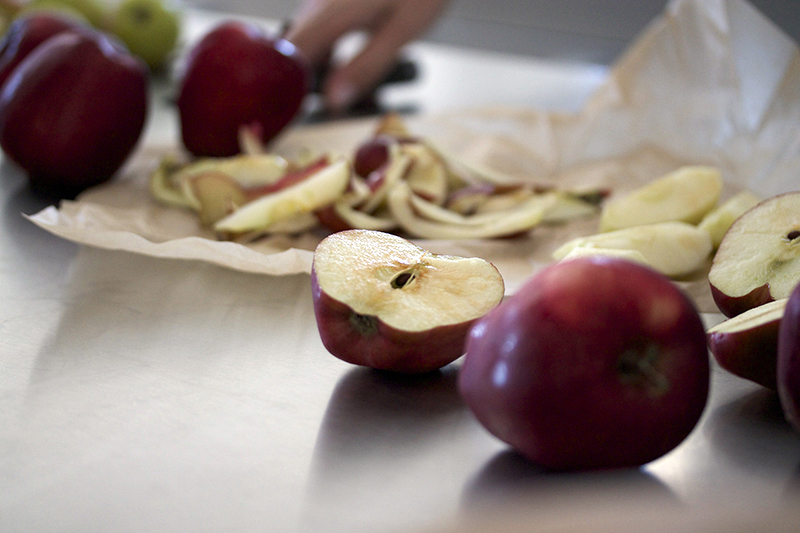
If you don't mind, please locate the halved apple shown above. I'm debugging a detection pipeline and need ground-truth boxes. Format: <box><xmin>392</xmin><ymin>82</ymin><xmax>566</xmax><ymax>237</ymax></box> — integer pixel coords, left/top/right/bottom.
<box><xmin>552</xmin><ymin>222</ymin><xmax>712</xmax><ymax>278</ymax></box>
<box><xmin>598</xmin><ymin>166</ymin><xmax>722</xmax><ymax>232</ymax></box>
<box><xmin>709</xmin><ymin>191</ymin><xmax>800</xmax><ymax>317</ymax></box>
<box><xmin>214</xmin><ymin>157</ymin><xmax>350</xmax><ymax>234</ymax></box>
<box><xmin>311</xmin><ymin>229</ymin><xmax>505</xmax><ymax>373</ymax></box>
<box><xmin>698</xmin><ymin>190</ymin><xmax>761</xmax><ymax>249</ymax></box>
<box><xmin>707</xmin><ymin>298</ymin><xmax>788</xmax><ymax>390</ymax></box>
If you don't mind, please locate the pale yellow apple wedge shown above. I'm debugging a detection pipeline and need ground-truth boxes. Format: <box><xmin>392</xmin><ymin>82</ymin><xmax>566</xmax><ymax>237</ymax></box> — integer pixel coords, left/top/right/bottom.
<box><xmin>699</xmin><ymin>190</ymin><xmax>761</xmax><ymax>248</ymax></box>
<box><xmin>214</xmin><ymin>158</ymin><xmax>350</xmax><ymax>233</ymax></box>
<box><xmin>599</xmin><ymin>166</ymin><xmax>723</xmax><ymax>232</ymax></box>
<box><xmin>558</xmin><ymin>246</ymin><xmax>651</xmax><ymax>266</ymax></box>
<box><xmin>552</xmin><ymin>222</ymin><xmax>712</xmax><ymax>277</ymax></box>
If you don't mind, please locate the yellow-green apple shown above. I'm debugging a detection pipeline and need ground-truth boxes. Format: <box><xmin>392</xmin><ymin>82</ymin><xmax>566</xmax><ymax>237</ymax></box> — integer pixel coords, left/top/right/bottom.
<box><xmin>778</xmin><ymin>282</ymin><xmax>800</xmax><ymax>431</ymax></box>
<box><xmin>109</xmin><ymin>0</ymin><xmax>180</xmax><ymax>71</ymax></box>
<box><xmin>458</xmin><ymin>256</ymin><xmax>709</xmax><ymax>471</ymax></box>
<box><xmin>0</xmin><ymin>11</ymin><xmax>84</xmax><ymax>89</ymax></box>
<box><xmin>599</xmin><ymin>166</ymin><xmax>722</xmax><ymax>232</ymax></box>
<box><xmin>311</xmin><ymin>229</ymin><xmax>505</xmax><ymax>373</ymax></box>
<box><xmin>698</xmin><ymin>190</ymin><xmax>760</xmax><ymax>249</ymax></box>
<box><xmin>709</xmin><ymin>192</ymin><xmax>800</xmax><ymax>318</ymax></box>
<box><xmin>707</xmin><ymin>298</ymin><xmax>787</xmax><ymax>390</ymax></box>
<box><xmin>0</xmin><ymin>30</ymin><xmax>148</xmax><ymax>198</ymax></box>
<box><xmin>552</xmin><ymin>221</ymin><xmax>712</xmax><ymax>278</ymax></box>
<box><xmin>177</xmin><ymin>20</ymin><xmax>310</xmax><ymax>157</ymax></box>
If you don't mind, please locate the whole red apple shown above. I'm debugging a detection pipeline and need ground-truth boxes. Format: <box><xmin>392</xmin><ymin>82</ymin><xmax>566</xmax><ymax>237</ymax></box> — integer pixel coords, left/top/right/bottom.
<box><xmin>0</xmin><ymin>11</ymin><xmax>86</xmax><ymax>90</ymax></box>
<box><xmin>177</xmin><ymin>20</ymin><xmax>309</xmax><ymax>157</ymax></box>
<box><xmin>0</xmin><ymin>31</ymin><xmax>148</xmax><ymax>198</ymax></box>
<box><xmin>459</xmin><ymin>256</ymin><xmax>710</xmax><ymax>471</ymax></box>
<box><xmin>311</xmin><ymin>229</ymin><xmax>505</xmax><ymax>373</ymax></box>
<box><xmin>778</xmin><ymin>282</ymin><xmax>800</xmax><ymax>432</ymax></box>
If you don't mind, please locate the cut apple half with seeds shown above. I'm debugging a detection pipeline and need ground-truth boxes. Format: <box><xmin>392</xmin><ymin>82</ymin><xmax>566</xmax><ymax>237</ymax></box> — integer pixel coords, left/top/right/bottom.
<box><xmin>388</xmin><ymin>182</ymin><xmax>554</xmax><ymax>239</ymax></box>
<box><xmin>311</xmin><ymin>229</ymin><xmax>505</xmax><ymax>373</ymax></box>
<box><xmin>707</xmin><ymin>298</ymin><xmax>787</xmax><ymax>390</ymax></box>
<box><xmin>709</xmin><ymin>191</ymin><xmax>800</xmax><ymax>318</ymax></box>
<box><xmin>214</xmin><ymin>157</ymin><xmax>350</xmax><ymax>234</ymax></box>
<box><xmin>599</xmin><ymin>166</ymin><xmax>723</xmax><ymax>232</ymax></box>
<box><xmin>552</xmin><ymin>221</ymin><xmax>712</xmax><ymax>278</ymax></box>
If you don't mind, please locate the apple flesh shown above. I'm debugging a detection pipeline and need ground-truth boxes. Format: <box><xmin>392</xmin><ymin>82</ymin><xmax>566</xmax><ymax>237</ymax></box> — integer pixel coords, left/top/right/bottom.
<box><xmin>778</xmin><ymin>282</ymin><xmax>800</xmax><ymax>431</ymax></box>
<box><xmin>177</xmin><ymin>20</ymin><xmax>310</xmax><ymax>157</ymax></box>
<box><xmin>707</xmin><ymin>298</ymin><xmax>787</xmax><ymax>390</ymax></box>
<box><xmin>551</xmin><ymin>221</ymin><xmax>712</xmax><ymax>278</ymax></box>
<box><xmin>311</xmin><ymin>229</ymin><xmax>505</xmax><ymax>373</ymax></box>
<box><xmin>599</xmin><ymin>166</ymin><xmax>722</xmax><ymax>232</ymax></box>
<box><xmin>698</xmin><ymin>190</ymin><xmax>760</xmax><ymax>249</ymax></box>
<box><xmin>0</xmin><ymin>31</ymin><xmax>148</xmax><ymax>198</ymax></box>
<box><xmin>709</xmin><ymin>192</ymin><xmax>800</xmax><ymax>318</ymax></box>
<box><xmin>459</xmin><ymin>256</ymin><xmax>710</xmax><ymax>471</ymax></box>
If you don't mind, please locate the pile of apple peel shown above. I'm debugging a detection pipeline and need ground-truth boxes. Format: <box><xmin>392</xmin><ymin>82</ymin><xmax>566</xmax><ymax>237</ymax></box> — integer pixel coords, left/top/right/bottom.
<box><xmin>552</xmin><ymin>165</ymin><xmax>762</xmax><ymax>279</ymax></box>
<box><xmin>149</xmin><ymin>114</ymin><xmax>605</xmax><ymax>242</ymax></box>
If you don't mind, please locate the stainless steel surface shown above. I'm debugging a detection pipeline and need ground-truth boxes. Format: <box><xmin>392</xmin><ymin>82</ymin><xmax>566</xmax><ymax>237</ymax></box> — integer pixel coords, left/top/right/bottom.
<box><xmin>1</xmin><ymin>8</ymin><xmax>800</xmax><ymax>533</ymax></box>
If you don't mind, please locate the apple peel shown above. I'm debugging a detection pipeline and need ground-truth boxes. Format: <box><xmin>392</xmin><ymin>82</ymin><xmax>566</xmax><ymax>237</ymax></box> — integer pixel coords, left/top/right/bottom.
<box><xmin>214</xmin><ymin>157</ymin><xmax>350</xmax><ymax>234</ymax></box>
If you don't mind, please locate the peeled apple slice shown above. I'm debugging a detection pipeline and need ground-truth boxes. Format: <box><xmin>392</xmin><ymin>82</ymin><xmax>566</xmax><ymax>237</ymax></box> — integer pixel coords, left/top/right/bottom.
<box><xmin>214</xmin><ymin>158</ymin><xmax>350</xmax><ymax>234</ymax></box>
<box><xmin>699</xmin><ymin>190</ymin><xmax>761</xmax><ymax>248</ymax></box>
<box><xmin>599</xmin><ymin>166</ymin><xmax>723</xmax><ymax>232</ymax></box>
<box><xmin>552</xmin><ymin>222</ymin><xmax>713</xmax><ymax>277</ymax></box>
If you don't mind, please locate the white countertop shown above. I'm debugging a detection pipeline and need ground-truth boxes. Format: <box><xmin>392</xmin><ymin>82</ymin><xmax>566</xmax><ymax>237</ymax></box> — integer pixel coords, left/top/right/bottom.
<box><xmin>1</xmin><ymin>9</ymin><xmax>799</xmax><ymax>533</ymax></box>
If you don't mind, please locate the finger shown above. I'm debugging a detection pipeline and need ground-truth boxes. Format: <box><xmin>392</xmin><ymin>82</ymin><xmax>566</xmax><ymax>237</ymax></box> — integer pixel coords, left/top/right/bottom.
<box><xmin>322</xmin><ymin>1</ymin><xmax>447</xmax><ymax>111</ymax></box>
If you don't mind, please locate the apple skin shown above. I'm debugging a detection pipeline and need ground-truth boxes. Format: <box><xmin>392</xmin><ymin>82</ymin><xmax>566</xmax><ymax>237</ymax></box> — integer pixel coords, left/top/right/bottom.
<box><xmin>0</xmin><ymin>31</ymin><xmax>148</xmax><ymax>198</ymax></box>
<box><xmin>708</xmin><ymin>315</ymin><xmax>780</xmax><ymax>390</ymax></box>
<box><xmin>778</xmin><ymin>283</ymin><xmax>800</xmax><ymax>431</ymax></box>
<box><xmin>710</xmin><ymin>283</ymin><xmax>773</xmax><ymax>319</ymax></box>
<box><xmin>0</xmin><ymin>12</ymin><xmax>86</xmax><ymax>90</ymax></box>
<box><xmin>177</xmin><ymin>20</ymin><xmax>310</xmax><ymax>157</ymax></box>
<box><xmin>311</xmin><ymin>269</ymin><xmax>478</xmax><ymax>374</ymax></box>
<box><xmin>458</xmin><ymin>256</ymin><xmax>710</xmax><ymax>471</ymax></box>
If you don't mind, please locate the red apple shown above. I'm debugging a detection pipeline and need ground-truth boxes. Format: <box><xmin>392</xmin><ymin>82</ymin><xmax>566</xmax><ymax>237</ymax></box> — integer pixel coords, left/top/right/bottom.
<box><xmin>177</xmin><ymin>20</ymin><xmax>310</xmax><ymax>157</ymax></box>
<box><xmin>707</xmin><ymin>298</ymin><xmax>787</xmax><ymax>390</ymax></box>
<box><xmin>311</xmin><ymin>229</ymin><xmax>505</xmax><ymax>373</ymax></box>
<box><xmin>0</xmin><ymin>11</ymin><xmax>86</xmax><ymax>90</ymax></box>
<box><xmin>778</xmin><ymin>282</ymin><xmax>800</xmax><ymax>431</ymax></box>
<box><xmin>459</xmin><ymin>256</ymin><xmax>710</xmax><ymax>471</ymax></box>
<box><xmin>0</xmin><ymin>31</ymin><xmax>148</xmax><ymax>198</ymax></box>
<box><xmin>709</xmin><ymin>192</ymin><xmax>800</xmax><ymax>317</ymax></box>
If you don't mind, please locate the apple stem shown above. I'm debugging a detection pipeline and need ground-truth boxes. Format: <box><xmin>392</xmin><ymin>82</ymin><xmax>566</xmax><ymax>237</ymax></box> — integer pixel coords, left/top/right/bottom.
<box><xmin>617</xmin><ymin>343</ymin><xmax>670</xmax><ymax>397</ymax></box>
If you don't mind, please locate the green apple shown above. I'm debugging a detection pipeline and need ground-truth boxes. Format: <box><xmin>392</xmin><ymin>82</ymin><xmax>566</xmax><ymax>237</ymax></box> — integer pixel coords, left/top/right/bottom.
<box><xmin>109</xmin><ymin>0</ymin><xmax>179</xmax><ymax>71</ymax></box>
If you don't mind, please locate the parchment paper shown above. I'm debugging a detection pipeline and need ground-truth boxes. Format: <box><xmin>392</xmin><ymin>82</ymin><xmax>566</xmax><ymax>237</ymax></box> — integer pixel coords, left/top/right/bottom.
<box><xmin>26</xmin><ymin>0</ymin><xmax>800</xmax><ymax>312</ymax></box>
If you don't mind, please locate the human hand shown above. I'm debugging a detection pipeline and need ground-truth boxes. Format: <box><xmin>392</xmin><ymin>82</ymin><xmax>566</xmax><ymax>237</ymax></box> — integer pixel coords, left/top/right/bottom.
<box><xmin>285</xmin><ymin>0</ymin><xmax>450</xmax><ymax>113</ymax></box>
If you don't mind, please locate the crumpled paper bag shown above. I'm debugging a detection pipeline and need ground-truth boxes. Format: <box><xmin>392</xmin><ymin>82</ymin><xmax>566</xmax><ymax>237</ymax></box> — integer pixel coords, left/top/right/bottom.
<box><xmin>26</xmin><ymin>0</ymin><xmax>800</xmax><ymax>311</ymax></box>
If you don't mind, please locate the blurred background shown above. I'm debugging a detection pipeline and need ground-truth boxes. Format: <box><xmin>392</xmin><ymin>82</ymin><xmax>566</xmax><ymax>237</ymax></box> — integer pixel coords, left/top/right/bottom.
<box><xmin>183</xmin><ymin>0</ymin><xmax>800</xmax><ymax>65</ymax></box>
